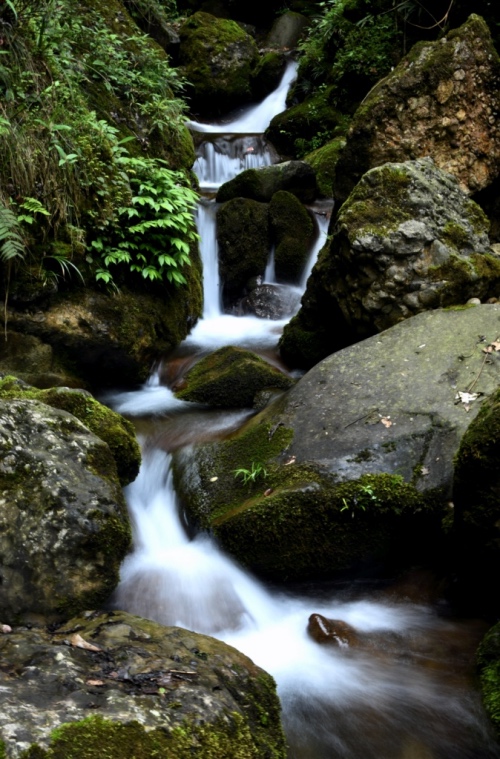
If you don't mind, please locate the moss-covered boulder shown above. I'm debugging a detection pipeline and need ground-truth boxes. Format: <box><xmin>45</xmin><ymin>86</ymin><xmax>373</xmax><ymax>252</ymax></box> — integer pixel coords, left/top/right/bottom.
<box><xmin>0</xmin><ymin>332</ymin><xmax>81</xmax><ymax>390</ymax></box>
<box><xmin>477</xmin><ymin>622</ymin><xmax>500</xmax><ymax>739</ymax></box>
<box><xmin>175</xmin><ymin>306</ymin><xmax>500</xmax><ymax>581</ymax></box>
<box><xmin>269</xmin><ymin>191</ymin><xmax>314</xmax><ymax>283</ymax></box>
<box><xmin>178</xmin><ymin>12</ymin><xmax>260</xmax><ymax>118</ymax></box>
<box><xmin>0</xmin><ymin>376</ymin><xmax>140</xmax><ymax>486</ymax></box>
<box><xmin>216</xmin><ymin>161</ymin><xmax>317</xmax><ymax>204</ymax></box>
<box><xmin>304</xmin><ymin>137</ymin><xmax>346</xmax><ymax>198</ymax></box>
<box><xmin>280</xmin><ymin>157</ymin><xmax>498</xmax><ymax>368</ymax></box>
<box><xmin>251</xmin><ymin>51</ymin><xmax>287</xmax><ymax>101</ymax></box>
<box><xmin>175</xmin><ymin>346</ymin><xmax>294</xmax><ymax>408</ymax></box>
<box><xmin>0</xmin><ymin>611</ymin><xmax>286</xmax><ymax>758</ymax></box>
<box><xmin>334</xmin><ymin>15</ymin><xmax>500</xmax><ymax>206</ymax></box>
<box><xmin>7</xmin><ymin>281</ymin><xmax>202</xmax><ymax>390</ymax></box>
<box><xmin>265</xmin><ymin>89</ymin><xmax>348</xmax><ymax>159</ymax></box>
<box><xmin>0</xmin><ymin>399</ymin><xmax>131</xmax><ymax>621</ymax></box>
<box><xmin>217</xmin><ymin>198</ymin><xmax>270</xmax><ymax>306</ymax></box>
<box><xmin>452</xmin><ymin>388</ymin><xmax>500</xmax><ymax>616</ymax></box>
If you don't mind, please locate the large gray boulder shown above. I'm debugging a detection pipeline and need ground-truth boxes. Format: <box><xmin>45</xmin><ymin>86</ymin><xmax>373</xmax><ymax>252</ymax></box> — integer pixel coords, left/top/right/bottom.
<box><xmin>334</xmin><ymin>15</ymin><xmax>500</xmax><ymax>205</ymax></box>
<box><xmin>0</xmin><ymin>611</ymin><xmax>286</xmax><ymax>758</ymax></box>
<box><xmin>0</xmin><ymin>399</ymin><xmax>131</xmax><ymax>621</ymax></box>
<box><xmin>280</xmin><ymin>158</ymin><xmax>500</xmax><ymax>368</ymax></box>
<box><xmin>174</xmin><ymin>305</ymin><xmax>500</xmax><ymax>582</ymax></box>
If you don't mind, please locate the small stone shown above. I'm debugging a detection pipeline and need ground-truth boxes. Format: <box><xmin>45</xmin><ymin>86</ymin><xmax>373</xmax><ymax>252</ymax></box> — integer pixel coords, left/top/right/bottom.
<box><xmin>1</xmin><ymin>624</ymin><xmax>12</xmax><ymax>633</ymax></box>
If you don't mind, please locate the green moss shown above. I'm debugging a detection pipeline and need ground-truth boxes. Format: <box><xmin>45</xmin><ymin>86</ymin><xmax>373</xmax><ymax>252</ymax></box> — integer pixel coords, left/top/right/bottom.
<box><xmin>176</xmin><ymin>346</ymin><xmax>294</xmax><ymax>408</ymax></box>
<box><xmin>19</xmin><ymin>711</ymin><xmax>285</xmax><ymax>759</ymax></box>
<box><xmin>477</xmin><ymin>623</ymin><xmax>500</xmax><ymax>737</ymax></box>
<box><xmin>304</xmin><ymin>137</ymin><xmax>346</xmax><ymax>197</ymax></box>
<box><xmin>429</xmin><ymin>252</ymin><xmax>500</xmax><ymax>305</ymax></box>
<box><xmin>269</xmin><ymin>191</ymin><xmax>314</xmax><ymax>282</ymax></box>
<box><xmin>0</xmin><ymin>740</ymin><xmax>6</xmax><ymax>759</ymax></box>
<box><xmin>339</xmin><ymin>163</ymin><xmax>411</xmax><ymax>233</ymax></box>
<box><xmin>0</xmin><ymin>378</ymin><xmax>140</xmax><ymax>486</ymax></box>
<box><xmin>441</xmin><ymin>221</ymin><xmax>472</xmax><ymax>251</ymax></box>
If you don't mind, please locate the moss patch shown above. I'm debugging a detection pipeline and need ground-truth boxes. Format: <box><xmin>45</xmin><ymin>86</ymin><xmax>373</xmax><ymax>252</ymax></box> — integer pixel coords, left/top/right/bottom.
<box><xmin>20</xmin><ymin>712</ymin><xmax>280</xmax><ymax>759</ymax></box>
<box><xmin>304</xmin><ymin>137</ymin><xmax>346</xmax><ymax>198</ymax></box>
<box><xmin>175</xmin><ymin>346</ymin><xmax>294</xmax><ymax>408</ymax></box>
<box><xmin>0</xmin><ymin>376</ymin><xmax>140</xmax><ymax>486</ymax></box>
<box><xmin>477</xmin><ymin>623</ymin><xmax>500</xmax><ymax>737</ymax></box>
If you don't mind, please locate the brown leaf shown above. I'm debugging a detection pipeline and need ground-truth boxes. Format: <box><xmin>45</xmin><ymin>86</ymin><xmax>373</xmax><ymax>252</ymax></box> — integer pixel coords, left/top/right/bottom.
<box><xmin>380</xmin><ymin>417</ymin><xmax>392</xmax><ymax>428</ymax></box>
<box><xmin>70</xmin><ymin>633</ymin><xmax>101</xmax><ymax>652</ymax></box>
<box><xmin>284</xmin><ymin>456</ymin><xmax>296</xmax><ymax>465</ymax></box>
<box><xmin>86</xmin><ymin>679</ymin><xmax>105</xmax><ymax>686</ymax></box>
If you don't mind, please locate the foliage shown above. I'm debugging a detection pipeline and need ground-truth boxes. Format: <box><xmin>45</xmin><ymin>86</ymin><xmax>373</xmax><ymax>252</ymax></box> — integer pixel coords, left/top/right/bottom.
<box><xmin>296</xmin><ymin>0</ymin><xmax>400</xmax><ymax>107</ymax></box>
<box><xmin>0</xmin><ymin>0</ymin><xmax>195</xmax><ymax>292</ymax></box>
<box><xmin>234</xmin><ymin>462</ymin><xmax>268</xmax><ymax>486</ymax></box>
<box><xmin>90</xmin><ymin>152</ymin><xmax>199</xmax><ymax>286</ymax></box>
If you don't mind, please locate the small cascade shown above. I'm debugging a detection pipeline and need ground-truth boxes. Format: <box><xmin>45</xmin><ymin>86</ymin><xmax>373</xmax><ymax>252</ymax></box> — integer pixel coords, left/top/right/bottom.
<box><xmin>197</xmin><ymin>198</ymin><xmax>221</xmax><ymax>318</ymax></box>
<box><xmin>193</xmin><ymin>135</ymin><xmax>273</xmax><ymax>192</ymax></box>
<box><xmin>264</xmin><ymin>246</ymin><xmax>276</xmax><ymax>283</ymax></box>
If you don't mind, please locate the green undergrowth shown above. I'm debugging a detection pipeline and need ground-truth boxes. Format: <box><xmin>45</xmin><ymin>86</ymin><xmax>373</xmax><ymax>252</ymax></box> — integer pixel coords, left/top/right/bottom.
<box><xmin>0</xmin><ymin>0</ymin><xmax>198</xmax><ymax>293</ymax></box>
<box><xmin>477</xmin><ymin>623</ymin><xmax>500</xmax><ymax>737</ymax></box>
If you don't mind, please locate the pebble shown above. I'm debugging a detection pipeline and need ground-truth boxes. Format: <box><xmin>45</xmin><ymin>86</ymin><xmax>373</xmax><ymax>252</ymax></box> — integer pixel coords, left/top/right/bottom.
<box><xmin>1</xmin><ymin>624</ymin><xmax>12</xmax><ymax>634</ymax></box>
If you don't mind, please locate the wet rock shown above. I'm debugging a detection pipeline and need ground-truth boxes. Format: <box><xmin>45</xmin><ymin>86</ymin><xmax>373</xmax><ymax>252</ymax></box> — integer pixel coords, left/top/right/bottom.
<box><xmin>178</xmin><ymin>12</ymin><xmax>259</xmax><ymax>118</ymax></box>
<box><xmin>0</xmin><ymin>399</ymin><xmax>131</xmax><ymax>621</ymax></box>
<box><xmin>8</xmin><ymin>284</ymin><xmax>202</xmax><ymax>390</ymax></box>
<box><xmin>270</xmin><ymin>190</ymin><xmax>314</xmax><ymax>283</ymax></box>
<box><xmin>174</xmin><ymin>345</ymin><xmax>294</xmax><ymax>408</ymax></box>
<box><xmin>0</xmin><ymin>611</ymin><xmax>286</xmax><ymax>758</ymax></box>
<box><xmin>251</xmin><ymin>51</ymin><xmax>287</xmax><ymax>100</ymax></box>
<box><xmin>477</xmin><ymin>621</ymin><xmax>500</xmax><ymax>739</ymax></box>
<box><xmin>0</xmin><ymin>331</ymin><xmax>81</xmax><ymax>389</ymax></box>
<box><xmin>0</xmin><ymin>376</ymin><xmax>141</xmax><ymax>487</ymax></box>
<box><xmin>217</xmin><ymin>197</ymin><xmax>270</xmax><ymax>305</ymax></box>
<box><xmin>307</xmin><ymin>614</ymin><xmax>359</xmax><ymax>647</ymax></box>
<box><xmin>452</xmin><ymin>387</ymin><xmax>500</xmax><ymax>617</ymax></box>
<box><xmin>174</xmin><ymin>305</ymin><xmax>500</xmax><ymax>582</ymax></box>
<box><xmin>216</xmin><ymin>160</ymin><xmax>317</xmax><ymax>204</ymax></box>
<box><xmin>265</xmin><ymin>12</ymin><xmax>309</xmax><ymax>49</ymax></box>
<box><xmin>239</xmin><ymin>283</ymin><xmax>301</xmax><ymax>319</ymax></box>
<box><xmin>280</xmin><ymin>158</ymin><xmax>498</xmax><ymax>368</ymax></box>
<box><xmin>334</xmin><ymin>15</ymin><xmax>500</xmax><ymax>205</ymax></box>
<box><xmin>304</xmin><ymin>137</ymin><xmax>346</xmax><ymax>198</ymax></box>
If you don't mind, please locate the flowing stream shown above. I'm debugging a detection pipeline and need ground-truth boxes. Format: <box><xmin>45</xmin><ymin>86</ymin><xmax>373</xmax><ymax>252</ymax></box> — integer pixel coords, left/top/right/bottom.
<box><xmin>107</xmin><ymin>64</ymin><xmax>500</xmax><ymax>758</ymax></box>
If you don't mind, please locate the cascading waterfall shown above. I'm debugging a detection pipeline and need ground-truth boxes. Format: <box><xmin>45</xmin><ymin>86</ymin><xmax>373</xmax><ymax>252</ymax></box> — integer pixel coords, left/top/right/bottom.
<box><xmin>109</xmin><ymin>60</ymin><xmax>500</xmax><ymax>758</ymax></box>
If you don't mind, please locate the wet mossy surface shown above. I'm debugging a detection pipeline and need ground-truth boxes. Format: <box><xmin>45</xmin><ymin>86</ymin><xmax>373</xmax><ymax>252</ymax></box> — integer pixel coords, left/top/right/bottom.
<box><xmin>174</xmin><ymin>409</ymin><xmax>435</xmax><ymax>581</ymax></box>
<box><xmin>304</xmin><ymin>137</ymin><xmax>346</xmax><ymax>198</ymax></box>
<box><xmin>269</xmin><ymin>191</ymin><xmax>314</xmax><ymax>283</ymax></box>
<box><xmin>477</xmin><ymin>623</ymin><xmax>500</xmax><ymax>738</ymax></box>
<box><xmin>0</xmin><ymin>376</ymin><xmax>140</xmax><ymax>486</ymax></box>
<box><xmin>175</xmin><ymin>346</ymin><xmax>294</xmax><ymax>408</ymax></box>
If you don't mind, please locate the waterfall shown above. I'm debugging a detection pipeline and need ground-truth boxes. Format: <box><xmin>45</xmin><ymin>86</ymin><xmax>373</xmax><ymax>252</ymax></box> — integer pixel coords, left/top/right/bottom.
<box><xmin>108</xmin><ymin>58</ymin><xmax>500</xmax><ymax>759</ymax></box>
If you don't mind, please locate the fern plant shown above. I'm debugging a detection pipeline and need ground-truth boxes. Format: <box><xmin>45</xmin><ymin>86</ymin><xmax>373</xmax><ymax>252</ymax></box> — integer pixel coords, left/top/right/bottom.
<box><xmin>90</xmin><ymin>154</ymin><xmax>199</xmax><ymax>287</ymax></box>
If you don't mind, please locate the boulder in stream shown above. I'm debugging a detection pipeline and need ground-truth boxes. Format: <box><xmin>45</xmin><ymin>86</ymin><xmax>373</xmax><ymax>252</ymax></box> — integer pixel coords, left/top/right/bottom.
<box><xmin>334</xmin><ymin>14</ymin><xmax>500</xmax><ymax>205</ymax></box>
<box><xmin>270</xmin><ymin>190</ymin><xmax>314</xmax><ymax>283</ymax></box>
<box><xmin>216</xmin><ymin>160</ymin><xmax>317</xmax><ymax>204</ymax></box>
<box><xmin>174</xmin><ymin>305</ymin><xmax>500</xmax><ymax>582</ymax></box>
<box><xmin>174</xmin><ymin>346</ymin><xmax>294</xmax><ymax>408</ymax></box>
<box><xmin>280</xmin><ymin>157</ymin><xmax>499</xmax><ymax>368</ymax></box>
<box><xmin>0</xmin><ymin>610</ymin><xmax>286</xmax><ymax>758</ymax></box>
<box><xmin>178</xmin><ymin>12</ymin><xmax>260</xmax><ymax>118</ymax></box>
<box><xmin>0</xmin><ymin>399</ymin><xmax>131</xmax><ymax>621</ymax></box>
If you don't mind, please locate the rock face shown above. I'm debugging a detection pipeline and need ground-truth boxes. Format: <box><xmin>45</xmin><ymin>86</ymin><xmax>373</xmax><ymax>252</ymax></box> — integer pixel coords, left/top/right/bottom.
<box><xmin>174</xmin><ymin>346</ymin><xmax>294</xmax><ymax>408</ymax></box>
<box><xmin>0</xmin><ymin>376</ymin><xmax>141</xmax><ymax>487</ymax></box>
<box><xmin>217</xmin><ymin>198</ymin><xmax>270</xmax><ymax>306</ymax></box>
<box><xmin>452</xmin><ymin>387</ymin><xmax>500</xmax><ymax>616</ymax></box>
<box><xmin>269</xmin><ymin>191</ymin><xmax>314</xmax><ymax>283</ymax></box>
<box><xmin>280</xmin><ymin>158</ymin><xmax>500</xmax><ymax>368</ymax></box>
<box><xmin>7</xmin><ymin>284</ymin><xmax>202</xmax><ymax>389</ymax></box>
<box><xmin>334</xmin><ymin>15</ymin><xmax>500</xmax><ymax>204</ymax></box>
<box><xmin>0</xmin><ymin>399</ymin><xmax>131</xmax><ymax>620</ymax></box>
<box><xmin>178</xmin><ymin>12</ymin><xmax>259</xmax><ymax>118</ymax></box>
<box><xmin>174</xmin><ymin>306</ymin><xmax>500</xmax><ymax>582</ymax></box>
<box><xmin>216</xmin><ymin>161</ymin><xmax>317</xmax><ymax>204</ymax></box>
<box><xmin>0</xmin><ymin>611</ymin><xmax>286</xmax><ymax>758</ymax></box>
<box><xmin>239</xmin><ymin>283</ymin><xmax>301</xmax><ymax>320</ymax></box>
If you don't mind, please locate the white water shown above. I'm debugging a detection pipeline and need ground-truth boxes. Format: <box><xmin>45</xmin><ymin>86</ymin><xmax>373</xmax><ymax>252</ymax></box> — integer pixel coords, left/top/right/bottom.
<box><xmin>187</xmin><ymin>60</ymin><xmax>297</xmax><ymax>135</ymax></box>
<box><xmin>109</xmin><ymin>58</ymin><xmax>499</xmax><ymax>758</ymax></box>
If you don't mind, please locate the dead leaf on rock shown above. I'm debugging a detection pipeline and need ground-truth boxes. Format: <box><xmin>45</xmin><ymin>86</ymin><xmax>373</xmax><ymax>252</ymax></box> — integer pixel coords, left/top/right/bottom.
<box><xmin>70</xmin><ymin>633</ymin><xmax>101</xmax><ymax>652</ymax></box>
<box><xmin>284</xmin><ymin>456</ymin><xmax>296</xmax><ymax>465</ymax></box>
<box><xmin>456</xmin><ymin>391</ymin><xmax>478</xmax><ymax>405</ymax></box>
<box><xmin>380</xmin><ymin>417</ymin><xmax>392</xmax><ymax>428</ymax></box>
<box><xmin>420</xmin><ymin>466</ymin><xmax>429</xmax><ymax>476</ymax></box>
<box><xmin>86</xmin><ymin>679</ymin><xmax>105</xmax><ymax>686</ymax></box>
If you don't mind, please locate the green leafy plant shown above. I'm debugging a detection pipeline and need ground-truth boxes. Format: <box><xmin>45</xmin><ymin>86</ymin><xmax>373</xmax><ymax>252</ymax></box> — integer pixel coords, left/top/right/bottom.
<box><xmin>90</xmin><ymin>153</ymin><xmax>199</xmax><ymax>287</ymax></box>
<box><xmin>341</xmin><ymin>483</ymin><xmax>378</xmax><ymax>512</ymax></box>
<box><xmin>234</xmin><ymin>462</ymin><xmax>268</xmax><ymax>486</ymax></box>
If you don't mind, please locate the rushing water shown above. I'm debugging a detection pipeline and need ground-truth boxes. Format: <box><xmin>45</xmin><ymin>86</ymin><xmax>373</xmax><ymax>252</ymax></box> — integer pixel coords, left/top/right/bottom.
<box><xmin>108</xmin><ymin>62</ymin><xmax>500</xmax><ymax>758</ymax></box>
